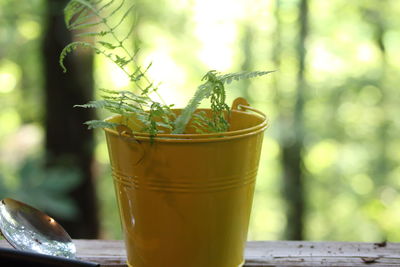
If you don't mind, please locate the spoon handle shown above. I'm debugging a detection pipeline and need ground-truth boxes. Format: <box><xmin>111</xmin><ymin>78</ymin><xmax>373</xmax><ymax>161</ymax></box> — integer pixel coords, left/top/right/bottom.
<box><xmin>0</xmin><ymin>247</ymin><xmax>99</xmax><ymax>267</ymax></box>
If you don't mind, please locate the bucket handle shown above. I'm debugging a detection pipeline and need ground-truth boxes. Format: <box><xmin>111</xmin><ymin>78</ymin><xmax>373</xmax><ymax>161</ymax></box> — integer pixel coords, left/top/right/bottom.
<box><xmin>231</xmin><ymin>97</ymin><xmax>268</xmax><ymax>120</ymax></box>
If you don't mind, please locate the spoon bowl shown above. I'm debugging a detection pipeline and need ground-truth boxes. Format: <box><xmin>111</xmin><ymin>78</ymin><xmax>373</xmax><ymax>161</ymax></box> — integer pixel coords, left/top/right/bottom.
<box><xmin>0</xmin><ymin>198</ymin><xmax>76</xmax><ymax>259</ymax></box>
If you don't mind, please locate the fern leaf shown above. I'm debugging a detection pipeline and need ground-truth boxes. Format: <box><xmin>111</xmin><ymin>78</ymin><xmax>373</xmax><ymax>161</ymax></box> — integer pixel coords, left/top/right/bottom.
<box><xmin>64</xmin><ymin>1</ymin><xmax>85</xmax><ymax>27</ymax></box>
<box><xmin>131</xmin><ymin>62</ymin><xmax>152</xmax><ymax>82</ymax></box>
<box><xmin>99</xmin><ymin>95</ymin><xmax>145</xmax><ymax>110</ymax></box>
<box><xmin>172</xmin><ymin>81</ymin><xmax>214</xmax><ymax>134</ymax></box>
<box><xmin>173</xmin><ymin>70</ymin><xmax>274</xmax><ymax>134</ymax></box>
<box><xmin>69</xmin><ymin>20</ymin><xmax>103</xmax><ymax>30</ymax></box>
<box><xmin>74</xmin><ymin>100</ymin><xmax>110</xmax><ymax>109</ymax></box>
<box><xmin>97</xmin><ymin>89</ymin><xmax>121</xmax><ymax>98</ymax></box>
<box><xmin>219</xmin><ymin>70</ymin><xmax>275</xmax><ymax>84</ymax></box>
<box><xmin>67</xmin><ymin>1</ymin><xmax>103</xmax><ymax>29</ymax></box>
<box><xmin>65</xmin><ymin>0</ymin><xmax>100</xmax><ymax>25</ymax></box>
<box><xmin>111</xmin><ymin>3</ymin><xmax>135</xmax><ymax>30</ymax></box>
<box><xmin>74</xmin><ymin>31</ymin><xmax>110</xmax><ymax>38</ymax></box>
<box><xmin>64</xmin><ymin>0</ymin><xmax>103</xmax><ymax>28</ymax></box>
<box><xmin>156</xmin><ymin>122</ymin><xmax>173</xmax><ymax>129</ymax></box>
<box><xmin>62</xmin><ymin>0</ymin><xmax>272</xmax><ymax>136</ymax></box>
<box><xmin>84</xmin><ymin>120</ymin><xmax>119</xmax><ymax>129</ymax></box>
<box><xmin>100</xmin><ymin>89</ymin><xmax>147</xmax><ymax>101</ymax></box>
<box><xmin>105</xmin><ymin>0</ymin><xmax>125</xmax><ymax>19</ymax></box>
<box><xmin>121</xmin><ymin>17</ymin><xmax>137</xmax><ymax>42</ymax></box>
<box><xmin>98</xmin><ymin>41</ymin><xmax>117</xmax><ymax>49</ymax></box>
<box><xmin>114</xmin><ymin>55</ymin><xmax>130</xmax><ymax>67</ymax></box>
<box><xmin>59</xmin><ymin>41</ymin><xmax>95</xmax><ymax>73</ymax></box>
<box><xmin>70</xmin><ymin>13</ymin><xmax>96</xmax><ymax>29</ymax></box>
<box><xmin>98</xmin><ymin>0</ymin><xmax>114</xmax><ymax>12</ymax></box>
<box><xmin>119</xmin><ymin>92</ymin><xmax>149</xmax><ymax>104</ymax></box>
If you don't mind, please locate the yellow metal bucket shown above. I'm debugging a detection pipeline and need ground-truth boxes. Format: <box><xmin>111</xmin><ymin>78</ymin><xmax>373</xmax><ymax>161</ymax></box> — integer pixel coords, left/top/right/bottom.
<box><xmin>104</xmin><ymin>98</ymin><xmax>268</xmax><ymax>267</ymax></box>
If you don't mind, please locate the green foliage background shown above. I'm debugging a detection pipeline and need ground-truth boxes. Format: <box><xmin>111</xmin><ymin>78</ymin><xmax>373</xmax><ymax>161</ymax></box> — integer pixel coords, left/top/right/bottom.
<box><xmin>1</xmin><ymin>0</ymin><xmax>399</xmax><ymax>241</ymax></box>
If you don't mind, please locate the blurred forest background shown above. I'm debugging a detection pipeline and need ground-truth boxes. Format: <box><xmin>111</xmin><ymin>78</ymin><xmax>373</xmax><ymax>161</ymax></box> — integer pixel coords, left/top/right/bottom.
<box><xmin>0</xmin><ymin>0</ymin><xmax>399</xmax><ymax>241</ymax></box>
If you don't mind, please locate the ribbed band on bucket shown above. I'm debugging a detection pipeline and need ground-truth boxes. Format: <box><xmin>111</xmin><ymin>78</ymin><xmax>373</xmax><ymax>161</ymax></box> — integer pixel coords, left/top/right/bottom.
<box><xmin>112</xmin><ymin>168</ymin><xmax>258</xmax><ymax>193</ymax></box>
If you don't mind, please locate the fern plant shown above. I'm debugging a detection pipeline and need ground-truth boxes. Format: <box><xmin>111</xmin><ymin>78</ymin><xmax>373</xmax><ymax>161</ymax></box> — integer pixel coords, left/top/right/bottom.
<box><xmin>60</xmin><ymin>0</ymin><xmax>274</xmax><ymax>135</ymax></box>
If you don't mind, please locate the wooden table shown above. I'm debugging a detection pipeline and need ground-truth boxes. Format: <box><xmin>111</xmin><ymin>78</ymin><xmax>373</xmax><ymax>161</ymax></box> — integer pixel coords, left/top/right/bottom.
<box><xmin>1</xmin><ymin>239</ymin><xmax>399</xmax><ymax>266</ymax></box>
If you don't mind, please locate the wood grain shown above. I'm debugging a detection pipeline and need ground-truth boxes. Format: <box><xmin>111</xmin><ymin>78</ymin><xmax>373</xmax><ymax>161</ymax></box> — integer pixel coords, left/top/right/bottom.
<box><xmin>1</xmin><ymin>239</ymin><xmax>400</xmax><ymax>266</ymax></box>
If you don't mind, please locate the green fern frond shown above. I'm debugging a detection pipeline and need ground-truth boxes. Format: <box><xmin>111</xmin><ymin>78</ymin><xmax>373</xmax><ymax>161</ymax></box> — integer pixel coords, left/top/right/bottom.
<box><xmin>75</xmin><ymin>99</ymin><xmax>138</xmax><ymax>113</ymax></box>
<box><xmin>134</xmin><ymin>62</ymin><xmax>152</xmax><ymax>82</ymax></box>
<box><xmin>114</xmin><ymin>55</ymin><xmax>130</xmax><ymax>67</ymax></box>
<box><xmin>75</xmin><ymin>31</ymin><xmax>110</xmax><ymax>38</ymax></box>
<box><xmin>105</xmin><ymin>0</ymin><xmax>125</xmax><ymax>20</ymax></box>
<box><xmin>172</xmin><ymin>82</ymin><xmax>213</xmax><ymax>134</ymax></box>
<box><xmin>121</xmin><ymin>16</ymin><xmax>138</xmax><ymax>42</ymax></box>
<box><xmin>191</xmin><ymin>111</ymin><xmax>210</xmax><ymax>133</ymax></box>
<box><xmin>64</xmin><ymin>1</ymin><xmax>85</xmax><ymax>27</ymax></box>
<box><xmin>99</xmin><ymin>88</ymin><xmax>118</xmax><ymax>94</ymax></box>
<box><xmin>84</xmin><ymin>120</ymin><xmax>119</xmax><ymax>130</ymax></box>
<box><xmin>98</xmin><ymin>41</ymin><xmax>117</xmax><ymax>49</ymax></box>
<box><xmin>62</xmin><ymin>0</ymin><xmax>161</xmax><ymax>97</ymax></box>
<box><xmin>64</xmin><ymin>0</ymin><xmax>99</xmax><ymax>28</ymax></box>
<box><xmin>99</xmin><ymin>89</ymin><xmax>150</xmax><ymax>106</ymax></box>
<box><xmin>173</xmin><ymin>70</ymin><xmax>274</xmax><ymax>134</ymax></box>
<box><xmin>74</xmin><ymin>100</ymin><xmax>110</xmax><ymax>109</ymax></box>
<box><xmin>111</xmin><ymin>3</ymin><xmax>135</xmax><ymax>30</ymax></box>
<box><xmin>70</xmin><ymin>13</ymin><xmax>97</xmax><ymax>29</ymax></box>
<box><xmin>69</xmin><ymin>21</ymin><xmax>103</xmax><ymax>30</ymax></box>
<box><xmin>98</xmin><ymin>0</ymin><xmax>114</xmax><ymax>12</ymax></box>
<box><xmin>219</xmin><ymin>70</ymin><xmax>276</xmax><ymax>84</ymax></box>
<box><xmin>59</xmin><ymin>41</ymin><xmax>96</xmax><ymax>73</ymax></box>
<box><xmin>62</xmin><ymin>0</ymin><xmax>273</xmax><ymax>136</ymax></box>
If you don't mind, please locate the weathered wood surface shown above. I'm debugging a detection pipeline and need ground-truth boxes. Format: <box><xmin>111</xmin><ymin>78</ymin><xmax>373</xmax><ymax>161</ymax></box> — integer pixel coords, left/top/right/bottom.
<box><xmin>1</xmin><ymin>239</ymin><xmax>400</xmax><ymax>266</ymax></box>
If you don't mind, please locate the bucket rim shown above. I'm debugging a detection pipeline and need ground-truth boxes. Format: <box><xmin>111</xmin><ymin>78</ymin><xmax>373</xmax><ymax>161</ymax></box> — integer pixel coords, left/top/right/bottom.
<box><xmin>103</xmin><ymin>99</ymin><xmax>269</xmax><ymax>142</ymax></box>
<box><xmin>105</xmin><ymin>121</ymin><xmax>268</xmax><ymax>143</ymax></box>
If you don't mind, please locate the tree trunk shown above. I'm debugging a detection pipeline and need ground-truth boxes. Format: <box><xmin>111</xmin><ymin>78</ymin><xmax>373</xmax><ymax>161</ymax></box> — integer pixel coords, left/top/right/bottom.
<box><xmin>280</xmin><ymin>0</ymin><xmax>309</xmax><ymax>240</ymax></box>
<box><xmin>42</xmin><ymin>0</ymin><xmax>99</xmax><ymax>238</ymax></box>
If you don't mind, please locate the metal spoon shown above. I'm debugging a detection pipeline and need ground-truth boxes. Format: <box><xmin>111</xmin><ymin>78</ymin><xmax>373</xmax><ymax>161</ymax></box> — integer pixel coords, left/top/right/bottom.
<box><xmin>0</xmin><ymin>198</ymin><xmax>76</xmax><ymax>259</ymax></box>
